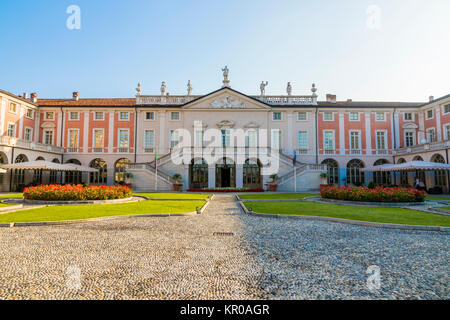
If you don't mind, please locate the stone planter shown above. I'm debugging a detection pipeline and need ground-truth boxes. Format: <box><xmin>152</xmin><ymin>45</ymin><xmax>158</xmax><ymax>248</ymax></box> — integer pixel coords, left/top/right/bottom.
<box><xmin>172</xmin><ymin>183</ymin><xmax>183</xmax><ymax>191</ymax></box>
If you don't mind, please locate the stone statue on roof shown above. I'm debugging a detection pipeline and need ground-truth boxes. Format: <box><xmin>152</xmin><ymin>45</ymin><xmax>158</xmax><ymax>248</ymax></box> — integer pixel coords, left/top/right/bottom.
<box><xmin>287</xmin><ymin>82</ymin><xmax>292</xmax><ymax>96</ymax></box>
<box><xmin>260</xmin><ymin>81</ymin><xmax>268</xmax><ymax>96</ymax></box>
<box><xmin>187</xmin><ymin>80</ymin><xmax>192</xmax><ymax>96</ymax></box>
<box><xmin>160</xmin><ymin>81</ymin><xmax>166</xmax><ymax>96</ymax></box>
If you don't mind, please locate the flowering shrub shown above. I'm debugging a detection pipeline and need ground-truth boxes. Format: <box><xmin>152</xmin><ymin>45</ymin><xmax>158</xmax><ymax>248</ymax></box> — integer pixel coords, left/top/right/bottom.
<box><xmin>23</xmin><ymin>185</ymin><xmax>133</xmax><ymax>201</ymax></box>
<box><xmin>320</xmin><ymin>185</ymin><xmax>425</xmax><ymax>203</ymax></box>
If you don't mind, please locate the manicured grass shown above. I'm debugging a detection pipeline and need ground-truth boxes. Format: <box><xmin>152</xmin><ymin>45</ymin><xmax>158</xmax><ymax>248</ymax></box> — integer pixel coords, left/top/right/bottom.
<box><xmin>244</xmin><ymin>201</ymin><xmax>450</xmax><ymax>227</ymax></box>
<box><xmin>134</xmin><ymin>192</ymin><xmax>211</xmax><ymax>199</ymax></box>
<box><xmin>426</xmin><ymin>195</ymin><xmax>450</xmax><ymax>201</ymax></box>
<box><xmin>239</xmin><ymin>193</ymin><xmax>318</xmax><ymax>200</ymax></box>
<box><xmin>0</xmin><ymin>193</ymin><xmax>23</xmax><ymax>198</ymax></box>
<box><xmin>0</xmin><ymin>203</ymin><xmax>15</xmax><ymax>207</ymax></box>
<box><xmin>0</xmin><ymin>200</ymin><xmax>206</xmax><ymax>223</ymax></box>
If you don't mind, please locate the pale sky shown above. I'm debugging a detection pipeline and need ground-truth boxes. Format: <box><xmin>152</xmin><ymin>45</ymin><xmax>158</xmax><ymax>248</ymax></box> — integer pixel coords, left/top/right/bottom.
<box><xmin>0</xmin><ymin>0</ymin><xmax>449</xmax><ymax>102</ymax></box>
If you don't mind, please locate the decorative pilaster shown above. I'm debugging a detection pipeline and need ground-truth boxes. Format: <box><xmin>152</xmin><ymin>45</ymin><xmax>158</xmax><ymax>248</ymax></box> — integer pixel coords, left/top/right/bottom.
<box><xmin>365</xmin><ymin>112</ymin><xmax>371</xmax><ymax>155</ymax></box>
<box><xmin>339</xmin><ymin>112</ymin><xmax>345</xmax><ymax>155</ymax></box>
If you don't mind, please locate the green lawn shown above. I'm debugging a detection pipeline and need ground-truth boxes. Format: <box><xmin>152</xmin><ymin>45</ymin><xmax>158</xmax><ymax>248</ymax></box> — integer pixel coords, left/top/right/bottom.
<box><xmin>244</xmin><ymin>201</ymin><xmax>450</xmax><ymax>227</ymax></box>
<box><xmin>0</xmin><ymin>200</ymin><xmax>206</xmax><ymax>223</ymax></box>
<box><xmin>426</xmin><ymin>195</ymin><xmax>450</xmax><ymax>201</ymax></box>
<box><xmin>0</xmin><ymin>203</ymin><xmax>15</xmax><ymax>207</ymax></box>
<box><xmin>0</xmin><ymin>193</ymin><xmax>23</xmax><ymax>198</ymax></box>
<box><xmin>134</xmin><ymin>192</ymin><xmax>211</xmax><ymax>199</ymax></box>
<box><xmin>239</xmin><ymin>193</ymin><xmax>318</xmax><ymax>200</ymax></box>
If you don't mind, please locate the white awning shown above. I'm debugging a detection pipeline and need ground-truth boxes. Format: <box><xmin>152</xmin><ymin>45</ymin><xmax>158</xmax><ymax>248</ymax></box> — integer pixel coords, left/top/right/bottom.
<box><xmin>0</xmin><ymin>160</ymin><xmax>98</xmax><ymax>172</ymax></box>
<box><xmin>362</xmin><ymin>161</ymin><xmax>450</xmax><ymax>172</ymax></box>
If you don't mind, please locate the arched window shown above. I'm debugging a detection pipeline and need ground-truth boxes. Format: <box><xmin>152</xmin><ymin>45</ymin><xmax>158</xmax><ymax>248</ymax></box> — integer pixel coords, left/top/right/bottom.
<box><xmin>14</xmin><ymin>154</ymin><xmax>28</xmax><ymax>191</ymax></box>
<box><xmin>397</xmin><ymin>158</ymin><xmax>408</xmax><ymax>185</ymax></box>
<box><xmin>89</xmin><ymin>158</ymin><xmax>107</xmax><ymax>184</ymax></box>
<box><xmin>346</xmin><ymin>159</ymin><xmax>365</xmax><ymax>186</ymax></box>
<box><xmin>65</xmin><ymin>159</ymin><xmax>82</xmax><ymax>184</ymax></box>
<box><xmin>49</xmin><ymin>158</ymin><xmax>60</xmax><ymax>184</ymax></box>
<box><xmin>431</xmin><ymin>154</ymin><xmax>446</xmax><ymax>187</ymax></box>
<box><xmin>321</xmin><ymin>159</ymin><xmax>339</xmax><ymax>185</ymax></box>
<box><xmin>189</xmin><ymin>158</ymin><xmax>208</xmax><ymax>189</ymax></box>
<box><xmin>114</xmin><ymin>158</ymin><xmax>130</xmax><ymax>184</ymax></box>
<box><xmin>373</xmin><ymin>159</ymin><xmax>391</xmax><ymax>186</ymax></box>
<box><xmin>413</xmin><ymin>156</ymin><xmax>423</xmax><ymax>161</ymax></box>
<box><xmin>412</xmin><ymin>156</ymin><xmax>425</xmax><ymax>184</ymax></box>
<box><xmin>243</xmin><ymin>159</ymin><xmax>262</xmax><ymax>189</ymax></box>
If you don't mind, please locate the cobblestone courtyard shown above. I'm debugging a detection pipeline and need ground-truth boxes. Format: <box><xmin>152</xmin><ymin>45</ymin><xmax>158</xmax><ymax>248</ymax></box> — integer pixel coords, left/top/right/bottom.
<box><xmin>0</xmin><ymin>194</ymin><xmax>448</xmax><ymax>299</ymax></box>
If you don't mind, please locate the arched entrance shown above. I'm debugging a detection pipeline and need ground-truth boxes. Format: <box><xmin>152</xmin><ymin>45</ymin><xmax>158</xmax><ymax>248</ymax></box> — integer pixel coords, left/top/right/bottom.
<box><xmin>13</xmin><ymin>154</ymin><xmax>28</xmax><ymax>191</ymax></box>
<box><xmin>215</xmin><ymin>157</ymin><xmax>236</xmax><ymax>188</ymax></box>
<box><xmin>33</xmin><ymin>156</ymin><xmax>45</xmax><ymax>185</ymax></box>
<box><xmin>65</xmin><ymin>159</ymin><xmax>82</xmax><ymax>184</ymax></box>
<box><xmin>412</xmin><ymin>156</ymin><xmax>426</xmax><ymax>187</ymax></box>
<box><xmin>90</xmin><ymin>158</ymin><xmax>107</xmax><ymax>184</ymax></box>
<box><xmin>346</xmin><ymin>159</ymin><xmax>365</xmax><ymax>186</ymax></box>
<box><xmin>431</xmin><ymin>154</ymin><xmax>446</xmax><ymax>190</ymax></box>
<box><xmin>397</xmin><ymin>158</ymin><xmax>408</xmax><ymax>185</ymax></box>
<box><xmin>49</xmin><ymin>158</ymin><xmax>60</xmax><ymax>184</ymax></box>
<box><xmin>321</xmin><ymin>159</ymin><xmax>339</xmax><ymax>185</ymax></box>
<box><xmin>114</xmin><ymin>158</ymin><xmax>130</xmax><ymax>184</ymax></box>
<box><xmin>189</xmin><ymin>158</ymin><xmax>208</xmax><ymax>189</ymax></box>
<box><xmin>373</xmin><ymin>159</ymin><xmax>391</xmax><ymax>186</ymax></box>
<box><xmin>243</xmin><ymin>159</ymin><xmax>262</xmax><ymax>189</ymax></box>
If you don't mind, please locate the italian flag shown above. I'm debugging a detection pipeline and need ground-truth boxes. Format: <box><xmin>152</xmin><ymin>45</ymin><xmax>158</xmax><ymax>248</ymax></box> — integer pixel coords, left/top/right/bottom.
<box><xmin>154</xmin><ymin>151</ymin><xmax>157</xmax><ymax>168</ymax></box>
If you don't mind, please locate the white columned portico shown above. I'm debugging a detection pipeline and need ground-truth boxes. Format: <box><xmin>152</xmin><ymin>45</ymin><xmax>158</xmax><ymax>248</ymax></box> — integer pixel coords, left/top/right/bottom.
<box><xmin>208</xmin><ymin>165</ymin><xmax>215</xmax><ymax>188</ymax></box>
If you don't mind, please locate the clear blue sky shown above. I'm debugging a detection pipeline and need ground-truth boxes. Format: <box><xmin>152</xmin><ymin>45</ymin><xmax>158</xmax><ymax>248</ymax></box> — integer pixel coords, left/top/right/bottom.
<box><xmin>1</xmin><ymin>0</ymin><xmax>449</xmax><ymax>102</ymax></box>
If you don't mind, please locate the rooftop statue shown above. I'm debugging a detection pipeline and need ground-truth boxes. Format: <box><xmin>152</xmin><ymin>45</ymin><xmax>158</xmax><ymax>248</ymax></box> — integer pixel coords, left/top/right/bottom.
<box><xmin>260</xmin><ymin>81</ymin><xmax>268</xmax><ymax>96</ymax></box>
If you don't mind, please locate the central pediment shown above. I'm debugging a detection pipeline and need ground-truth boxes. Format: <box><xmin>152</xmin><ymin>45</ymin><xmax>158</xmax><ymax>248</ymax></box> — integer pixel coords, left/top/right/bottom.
<box><xmin>181</xmin><ymin>87</ymin><xmax>271</xmax><ymax>110</ymax></box>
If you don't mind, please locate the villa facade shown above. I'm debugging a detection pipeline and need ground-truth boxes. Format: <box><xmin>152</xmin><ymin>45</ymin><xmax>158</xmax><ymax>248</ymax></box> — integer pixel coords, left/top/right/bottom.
<box><xmin>0</xmin><ymin>72</ymin><xmax>449</xmax><ymax>192</ymax></box>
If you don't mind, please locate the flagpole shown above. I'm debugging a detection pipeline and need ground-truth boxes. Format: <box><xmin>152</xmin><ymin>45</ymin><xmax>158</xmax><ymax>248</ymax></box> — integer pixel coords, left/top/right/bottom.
<box><xmin>294</xmin><ymin>167</ymin><xmax>297</xmax><ymax>192</ymax></box>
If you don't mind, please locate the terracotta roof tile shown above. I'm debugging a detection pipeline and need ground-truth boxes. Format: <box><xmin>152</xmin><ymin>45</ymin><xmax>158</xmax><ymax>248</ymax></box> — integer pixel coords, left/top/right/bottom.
<box><xmin>37</xmin><ymin>98</ymin><xmax>136</xmax><ymax>107</ymax></box>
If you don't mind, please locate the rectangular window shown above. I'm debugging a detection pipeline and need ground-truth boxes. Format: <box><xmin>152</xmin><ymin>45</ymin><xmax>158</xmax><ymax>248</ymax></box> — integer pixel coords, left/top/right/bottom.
<box><xmin>169</xmin><ymin>130</ymin><xmax>180</xmax><ymax>148</ymax></box>
<box><xmin>194</xmin><ymin>130</ymin><xmax>204</xmax><ymax>148</ymax></box>
<box><xmin>273</xmin><ymin>112</ymin><xmax>282</xmax><ymax>120</ymax></box>
<box><xmin>350</xmin><ymin>131</ymin><xmax>360</xmax><ymax>152</ymax></box>
<box><xmin>426</xmin><ymin>110</ymin><xmax>433</xmax><ymax>120</ymax></box>
<box><xmin>146</xmin><ymin>112</ymin><xmax>155</xmax><ymax>120</ymax></box>
<box><xmin>297</xmin><ymin>112</ymin><xmax>307</xmax><ymax>121</ymax></box>
<box><xmin>349</xmin><ymin>112</ymin><xmax>359</xmax><ymax>121</ymax></box>
<box><xmin>69</xmin><ymin>112</ymin><xmax>79</xmax><ymax>120</ymax></box>
<box><xmin>68</xmin><ymin>130</ymin><xmax>79</xmax><ymax>148</ymax></box>
<box><xmin>24</xmin><ymin>128</ymin><xmax>33</xmax><ymax>141</ymax></box>
<box><xmin>445</xmin><ymin>104</ymin><xmax>450</xmax><ymax>114</ymax></box>
<box><xmin>119</xmin><ymin>112</ymin><xmax>129</xmax><ymax>120</ymax></box>
<box><xmin>7</xmin><ymin>123</ymin><xmax>16</xmax><ymax>138</ymax></box>
<box><xmin>221</xmin><ymin>129</ymin><xmax>231</xmax><ymax>147</ymax></box>
<box><xmin>427</xmin><ymin>128</ymin><xmax>436</xmax><ymax>143</ymax></box>
<box><xmin>376</xmin><ymin>112</ymin><xmax>385</xmax><ymax>121</ymax></box>
<box><xmin>94</xmin><ymin>112</ymin><xmax>104</xmax><ymax>120</ymax></box>
<box><xmin>26</xmin><ymin>108</ymin><xmax>34</xmax><ymax>119</ymax></box>
<box><xmin>271</xmin><ymin>130</ymin><xmax>282</xmax><ymax>149</ymax></box>
<box><xmin>45</xmin><ymin>112</ymin><xmax>54</xmax><ymax>120</ymax></box>
<box><xmin>246</xmin><ymin>129</ymin><xmax>257</xmax><ymax>148</ymax></box>
<box><xmin>44</xmin><ymin>130</ymin><xmax>53</xmax><ymax>145</ymax></box>
<box><xmin>324</xmin><ymin>131</ymin><xmax>334</xmax><ymax>152</ymax></box>
<box><xmin>119</xmin><ymin>130</ymin><xmax>129</xmax><ymax>147</ymax></box>
<box><xmin>405</xmin><ymin>131</ymin><xmax>415</xmax><ymax>147</ymax></box>
<box><xmin>297</xmin><ymin>131</ymin><xmax>307</xmax><ymax>150</ymax></box>
<box><xmin>376</xmin><ymin>131</ymin><xmax>386</xmax><ymax>151</ymax></box>
<box><xmin>323</xmin><ymin>112</ymin><xmax>333</xmax><ymax>121</ymax></box>
<box><xmin>9</xmin><ymin>103</ymin><xmax>17</xmax><ymax>113</ymax></box>
<box><xmin>144</xmin><ymin>130</ymin><xmax>155</xmax><ymax>148</ymax></box>
<box><xmin>404</xmin><ymin>113</ymin><xmax>413</xmax><ymax>121</ymax></box>
<box><xmin>171</xmin><ymin>112</ymin><xmax>180</xmax><ymax>120</ymax></box>
<box><xmin>446</xmin><ymin>125</ymin><xmax>450</xmax><ymax>141</ymax></box>
<box><xmin>93</xmin><ymin>129</ymin><xmax>104</xmax><ymax>148</ymax></box>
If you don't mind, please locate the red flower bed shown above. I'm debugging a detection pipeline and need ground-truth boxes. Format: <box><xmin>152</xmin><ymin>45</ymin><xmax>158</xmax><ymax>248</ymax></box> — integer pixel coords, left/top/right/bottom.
<box><xmin>320</xmin><ymin>185</ymin><xmax>425</xmax><ymax>203</ymax></box>
<box><xmin>187</xmin><ymin>188</ymin><xmax>264</xmax><ymax>193</ymax></box>
<box><xmin>23</xmin><ymin>184</ymin><xmax>133</xmax><ymax>201</ymax></box>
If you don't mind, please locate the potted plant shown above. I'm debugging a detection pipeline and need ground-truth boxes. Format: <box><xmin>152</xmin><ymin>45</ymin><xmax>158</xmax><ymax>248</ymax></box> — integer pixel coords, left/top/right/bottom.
<box><xmin>172</xmin><ymin>173</ymin><xmax>183</xmax><ymax>191</ymax></box>
<box><xmin>123</xmin><ymin>172</ymin><xmax>133</xmax><ymax>187</ymax></box>
<box><xmin>267</xmin><ymin>173</ymin><xmax>279</xmax><ymax>192</ymax></box>
<box><xmin>319</xmin><ymin>172</ymin><xmax>328</xmax><ymax>187</ymax></box>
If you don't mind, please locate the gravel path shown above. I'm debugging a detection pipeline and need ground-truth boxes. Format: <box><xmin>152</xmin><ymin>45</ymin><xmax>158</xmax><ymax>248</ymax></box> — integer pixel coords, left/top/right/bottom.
<box><xmin>0</xmin><ymin>194</ymin><xmax>448</xmax><ymax>299</ymax></box>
